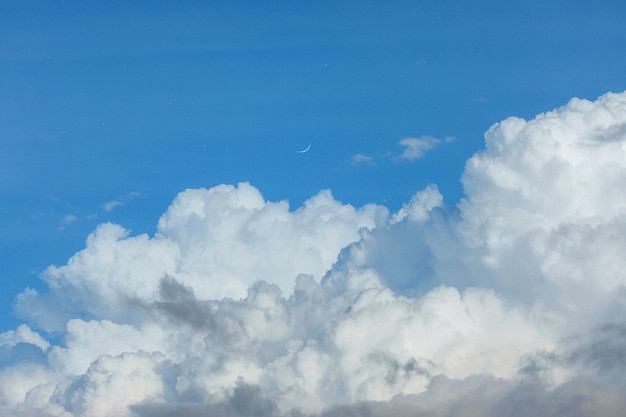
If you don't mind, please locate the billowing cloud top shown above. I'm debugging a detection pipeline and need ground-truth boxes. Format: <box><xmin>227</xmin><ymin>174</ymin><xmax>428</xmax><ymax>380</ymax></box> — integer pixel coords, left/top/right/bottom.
<box><xmin>2</xmin><ymin>92</ymin><xmax>626</xmax><ymax>417</ymax></box>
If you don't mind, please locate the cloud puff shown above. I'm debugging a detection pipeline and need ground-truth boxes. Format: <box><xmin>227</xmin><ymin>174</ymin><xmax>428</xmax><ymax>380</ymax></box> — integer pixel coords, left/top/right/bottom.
<box><xmin>101</xmin><ymin>201</ymin><xmax>124</xmax><ymax>212</ymax></box>
<box><xmin>351</xmin><ymin>153</ymin><xmax>374</xmax><ymax>165</ymax></box>
<box><xmin>352</xmin><ymin>135</ymin><xmax>454</xmax><ymax>165</ymax></box>
<box><xmin>2</xmin><ymin>91</ymin><xmax>626</xmax><ymax>416</ymax></box>
<box><xmin>102</xmin><ymin>192</ymin><xmax>142</xmax><ymax>213</ymax></box>
<box><xmin>396</xmin><ymin>136</ymin><xmax>453</xmax><ymax>161</ymax></box>
<box><xmin>60</xmin><ymin>214</ymin><xmax>78</xmax><ymax>226</ymax></box>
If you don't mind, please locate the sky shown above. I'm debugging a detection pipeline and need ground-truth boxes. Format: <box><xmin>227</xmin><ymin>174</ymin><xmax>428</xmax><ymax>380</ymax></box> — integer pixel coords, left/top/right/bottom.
<box><xmin>1</xmin><ymin>1</ymin><xmax>626</xmax><ymax>416</ymax></box>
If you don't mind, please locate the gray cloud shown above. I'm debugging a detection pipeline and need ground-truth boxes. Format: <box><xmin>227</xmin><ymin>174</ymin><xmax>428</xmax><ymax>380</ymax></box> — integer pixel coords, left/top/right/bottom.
<box><xmin>153</xmin><ymin>275</ymin><xmax>217</xmax><ymax>330</ymax></box>
<box><xmin>130</xmin><ymin>381</ymin><xmax>279</xmax><ymax>417</ymax></box>
<box><xmin>318</xmin><ymin>326</ymin><xmax>626</xmax><ymax>417</ymax></box>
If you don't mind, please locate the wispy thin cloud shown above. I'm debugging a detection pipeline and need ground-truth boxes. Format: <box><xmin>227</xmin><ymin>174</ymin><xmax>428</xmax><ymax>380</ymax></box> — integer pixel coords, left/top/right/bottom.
<box><xmin>397</xmin><ymin>136</ymin><xmax>441</xmax><ymax>161</ymax></box>
<box><xmin>61</xmin><ymin>214</ymin><xmax>78</xmax><ymax>224</ymax></box>
<box><xmin>101</xmin><ymin>192</ymin><xmax>143</xmax><ymax>213</ymax></box>
<box><xmin>352</xmin><ymin>153</ymin><xmax>374</xmax><ymax>165</ymax></box>
<box><xmin>352</xmin><ymin>135</ymin><xmax>454</xmax><ymax>166</ymax></box>
<box><xmin>102</xmin><ymin>200</ymin><xmax>124</xmax><ymax>212</ymax></box>
<box><xmin>58</xmin><ymin>214</ymin><xmax>78</xmax><ymax>230</ymax></box>
<box><xmin>396</xmin><ymin>135</ymin><xmax>454</xmax><ymax>161</ymax></box>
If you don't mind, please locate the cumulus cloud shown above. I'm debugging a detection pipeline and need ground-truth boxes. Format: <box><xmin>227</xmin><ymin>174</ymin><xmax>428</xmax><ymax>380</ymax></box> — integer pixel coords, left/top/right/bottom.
<box><xmin>2</xmin><ymin>91</ymin><xmax>626</xmax><ymax>416</ymax></box>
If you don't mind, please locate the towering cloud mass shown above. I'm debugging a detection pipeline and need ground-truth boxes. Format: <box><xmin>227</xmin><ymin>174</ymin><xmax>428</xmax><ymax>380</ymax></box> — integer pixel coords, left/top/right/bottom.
<box><xmin>2</xmin><ymin>92</ymin><xmax>626</xmax><ymax>416</ymax></box>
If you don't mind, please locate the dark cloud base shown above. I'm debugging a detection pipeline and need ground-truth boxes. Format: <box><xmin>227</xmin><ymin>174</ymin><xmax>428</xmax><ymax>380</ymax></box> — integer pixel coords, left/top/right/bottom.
<box><xmin>130</xmin><ymin>323</ymin><xmax>626</xmax><ymax>417</ymax></box>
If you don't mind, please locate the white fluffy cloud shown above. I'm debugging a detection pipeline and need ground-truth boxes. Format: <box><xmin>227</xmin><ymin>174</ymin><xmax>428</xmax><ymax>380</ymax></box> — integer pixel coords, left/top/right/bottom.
<box><xmin>2</xmin><ymin>91</ymin><xmax>626</xmax><ymax>416</ymax></box>
<box><xmin>16</xmin><ymin>183</ymin><xmax>387</xmax><ymax>332</ymax></box>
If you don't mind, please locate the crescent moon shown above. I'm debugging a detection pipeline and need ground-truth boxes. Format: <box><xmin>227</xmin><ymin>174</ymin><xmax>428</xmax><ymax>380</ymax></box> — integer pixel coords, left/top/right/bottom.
<box><xmin>296</xmin><ymin>142</ymin><xmax>312</xmax><ymax>153</ymax></box>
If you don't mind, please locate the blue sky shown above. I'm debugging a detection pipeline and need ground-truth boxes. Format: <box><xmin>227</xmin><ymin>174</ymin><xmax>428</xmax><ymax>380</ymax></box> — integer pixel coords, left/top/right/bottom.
<box><xmin>2</xmin><ymin>0</ymin><xmax>625</xmax><ymax>330</ymax></box>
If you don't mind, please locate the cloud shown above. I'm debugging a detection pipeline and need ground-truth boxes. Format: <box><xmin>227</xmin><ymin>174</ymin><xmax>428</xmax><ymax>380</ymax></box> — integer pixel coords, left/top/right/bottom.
<box><xmin>102</xmin><ymin>192</ymin><xmax>143</xmax><ymax>213</ymax></box>
<box><xmin>390</xmin><ymin>184</ymin><xmax>443</xmax><ymax>224</ymax></box>
<box><xmin>353</xmin><ymin>135</ymin><xmax>454</xmax><ymax>165</ymax></box>
<box><xmin>101</xmin><ymin>200</ymin><xmax>123</xmax><ymax>212</ymax></box>
<box><xmin>60</xmin><ymin>214</ymin><xmax>78</xmax><ymax>226</ymax></box>
<box><xmin>322</xmin><ymin>322</ymin><xmax>626</xmax><ymax>417</ymax></box>
<box><xmin>2</xmin><ymin>91</ymin><xmax>626</xmax><ymax>416</ymax></box>
<box><xmin>351</xmin><ymin>153</ymin><xmax>374</xmax><ymax>165</ymax></box>
<box><xmin>396</xmin><ymin>136</ymin><xmax>443</xmax><ymax>161</ymax></box>
<box><xmin>130</xmin><ymin>380</ymin><xmax>279</xmax><ymax>417</ymax></box>
<box><xmin>0</xmin><ymin>325</ymin><xmax>49</xmax><ymax>353</ymax></box>
<box><xmin>14</xmin><ymin>184</ymin><xmax>388</xmax><ymax>335</ymax></box>
<box><xmin>59</xmin><ymin>214</ymin><xmax>79</xmax><ymax>231</ymax></box>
